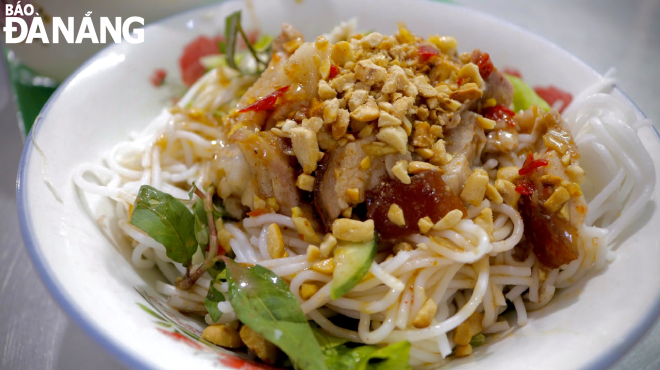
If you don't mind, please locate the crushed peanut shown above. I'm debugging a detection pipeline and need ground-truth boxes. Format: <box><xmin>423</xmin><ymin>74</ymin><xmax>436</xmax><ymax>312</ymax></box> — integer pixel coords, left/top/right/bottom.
<box><xmin>267</xmin><ymin>223</ymin><xmax>287</xmax><ymax>259</ymax></box>
<box><xmin>475</xmin><ymin>207</ymin><xmax>494</xmax><ymax>241</ymax></box>
<box><xmin>292</xmin><ymin>207</ymin><xmax>321</xmax><ymax>244</ymax></box>
<box><xmin>485</xmin><ymin>183</ymin><xmax>503</xmax><ymax>204</ymax></box>
<box><xmin>418</xmin><ymin>216</ymin><xmax>434</xmax><ymax>234</ymax></box>
<box><xmin>455</xmin><ymin>344</ymin><xmax>473</xmax><ymax>357</ymax></box>
<box><xmin>454</xmin><ymin>312</ymin><xmax>484</xmax><ymax>346</ymax></box>
<box><xmin>300</xmin><ymin>283</ymin><xmax>320</xmax><ymax>300</ymax></box>
<box><xmin>566</xmin><ymin>165</ymin><xmax>585</xmax><ymax>185</ymax></box>
<box><xmin>359</xmin><ymin>156</ymin><xmax>371</xmax><ymax>170</ymax></box>
<box><xmin>296</xmin><ymin>174</ymin><xmax>316</xmax><ymax>192</ymax></box>
<box><xmin>312</xmin><ymin>258</ymin><xmax>335</xmax><ymax>274</ymax></box>
<box><xmin>376</xmin><ymin>126</ymin><xmax>409</xmax><ymax>154</ymax></box>
<box><xmin>240</xmin><ymin>325</ymin><xmax>279</xmax><ymax>365</ymax></box>
<box><xmin>391</xmin><ymin>159</ymin><xmax>411</xmax><ymax>184</ymax></box>
<box><xmin>290</xmin><ymin>127</ymin><xmax>320</xmax><ymax>174</ymax></box>
<box><xmin>393</xmin><ymin>242</ymin><xmax>413</xmax><ymax>254</ymax></box>
<box><xmin>346</xmin><ymin>188</ymin><xmax>361</xmax><ymax>203</ymax></box>
<box><xmin>460</xmin><ymin>168</ymin><xmax>489</xmax><ymax>207</ymax></box>
<box><xmin>202</xmin><ymin>324</ymin><xmax>244</xmax><ymax>348</ymax></box>
<box><xmin>306</xmin><ymin>245</ymin><xmax>321</xmax><ymax>262</ymax></box>
<box><xmin>544</xmin><ymin>186</ymin><xmax>571</xmax><ymax>213</ymax></box>
<box><xmin>412</xmin><ymin>298</ymin><xmax>438</xmax><ymax>328</ymax></box>
<box><xmin>497</xmin><ymin>166</ymin><xmax>521</xmax><ymax>183</ymax></box>
<box><xmin>253</xmin><ymin>195</ymin><xmax>266</xmax><ymax>210</ymax></box>
<box><xmin>433</xmin><ymin>209</ymin><xmax>463</xmax><ymax>231</ymax></box>
<box><xmin>387</xmin><ymin>204</ymin><xmax>406</xmax><ymax>226</ymax></box>
<box><xmin>408</xmin><ymin>161</ymin><xmax>439</xmax><ymax>174</ymax></box>
<box><xmin>331</xmin><ymin>219</ymin><xmax>375</xmax><ymax>242</ymax></box>
<box><xmin>319</xmin><ymin>233</ymin><xmax>338</xmax><ymax>258</ymax></box>
<box><xmin>495</xmin><ymin>179</ymin><xmax>521</xmax><ymax>207</ymax></box>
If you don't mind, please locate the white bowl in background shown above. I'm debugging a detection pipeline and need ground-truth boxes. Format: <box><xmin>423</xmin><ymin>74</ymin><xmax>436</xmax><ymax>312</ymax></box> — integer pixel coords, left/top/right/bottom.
<box><xmin>17</xmin><ymin>1</ymin><xmax>660</xmax><ymax>369</ymax></box>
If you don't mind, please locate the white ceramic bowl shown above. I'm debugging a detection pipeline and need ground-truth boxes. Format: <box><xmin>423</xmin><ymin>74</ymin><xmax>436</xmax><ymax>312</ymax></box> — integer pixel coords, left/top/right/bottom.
<box><xmin>17</xmin><ymin>1</ymin><xmax>660</xmax><ymax>369</ymax></box>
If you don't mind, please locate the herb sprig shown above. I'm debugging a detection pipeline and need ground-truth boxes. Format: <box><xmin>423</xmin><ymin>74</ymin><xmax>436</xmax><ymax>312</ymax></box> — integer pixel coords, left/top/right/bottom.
<box><xmin>219</xmin><ymin>11</ymin><xmax>271</xmax><ymax>74</ymax></box>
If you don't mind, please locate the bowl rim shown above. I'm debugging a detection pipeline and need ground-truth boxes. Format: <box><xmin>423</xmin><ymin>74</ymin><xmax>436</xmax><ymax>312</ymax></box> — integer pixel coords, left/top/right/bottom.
<box><xmin>15</xmin><ymin>1</ymin><xmax>660</xmax><ymax>369</ymax></box>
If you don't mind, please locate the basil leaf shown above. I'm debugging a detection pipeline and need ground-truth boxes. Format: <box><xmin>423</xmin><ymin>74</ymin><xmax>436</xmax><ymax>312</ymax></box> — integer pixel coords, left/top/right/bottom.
<box><xmin>131</xmin><ymin>185</ymin><xmax>197</xmax><ymax>266</ymax></box>
<box><xmin>505</xmin><ymin>74</ymin><xmax>551</xmax><ymax>112</ymax></box>
<box><xmin>312</xmin><ymin>326</ymin><xmax>349</xmax><ymax>351</ymax></box>
<box><xmin>207</xmin><ymin>261</ymin><xmax>226</xmax><ymax>281</ymax></box>
<box><xmin>218</xmin><ymin>40</ymin><xmax>226</xmax><ymax>54</ymax></box>
<box><xmin>224</xmin><ymin>260</ymin><xmax>328</xmax><ymax>370</ymax></box>
<box><xmin>362</xmin><ymin>341</ymin><xmax>411</xmax><ymax>370</ymax></box>
<box><xmin>224</xmin><ymin>11</ymin><xmax>241</xmax><ymax>71</ymax></box>
<box><xmin>193</xmin><ymin>199</ymin><xmax>209</xmax><ymax>246</ymax></box>
<box><xmin>324</xmin><ymin>341</ymin><xmax>411</xmax><ymax>370</ymax></box>
<box><xmin>204</xmin><ymin>282</ymin><xmax>225</xmax><ymax>322</ymax></box>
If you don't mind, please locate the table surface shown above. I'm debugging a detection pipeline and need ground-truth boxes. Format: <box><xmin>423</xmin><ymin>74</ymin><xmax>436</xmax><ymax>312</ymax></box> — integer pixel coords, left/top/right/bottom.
<box><xmin>1</xmin><ymin>0</ymin><xmax>659</xmax><ymax>369</ymax></box>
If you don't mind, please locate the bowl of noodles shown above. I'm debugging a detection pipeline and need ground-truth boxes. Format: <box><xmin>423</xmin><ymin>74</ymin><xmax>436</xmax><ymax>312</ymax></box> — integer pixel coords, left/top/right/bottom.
<box><xmin>17</xmin><ymin>0</ymin><xmax>660</xmax><ymax>369</ymax></box>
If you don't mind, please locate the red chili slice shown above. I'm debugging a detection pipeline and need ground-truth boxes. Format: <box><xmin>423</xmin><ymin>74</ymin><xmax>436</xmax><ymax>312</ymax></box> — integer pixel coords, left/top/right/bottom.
<box><xmin>482</xmin><ymin>105</ymin><xmax>516</xmax><ymax>127</ymax></box>
<box><xmin>328</xmin><ymin>64</ymin><xmax>339</xmax><ymax>79</ymax></box>
<box><xmin>534</xmin><ymin>86</ymin><xmax>573</xmax><ymax>113</ymax></box>
<box><xmin>456</xmin><ymin>77</ymin><xmax>466</xmax><ymax>86</ymax></box>
<box><xmin>418</xmin><ymin>45</ymin><xmax>440</xmax><ymax>61</ymax></box>
<box><xmin>476</xmin><ymin>52</ymin><xmax>494</xmax><ymax>79</ymax></box>
<box><xmin>238</xmin><ymin>85</ymin><xmax>290</xmax><ymax>113</ymax></box>
<box><xmin>246</xmin><ymin>209</ymin><xmax>268</xmax><ymax>217</ymax></box>
<box><xmin>519</xmin><ymin>151</ymin><xmax>549</xmax><ymax>176</ymax></box>
<box><xmin>515</xmin><ymin>178</ymin><xmax>535</xmax><ymax>195</ymax></box>
<box><xmin>150</xmin><ymin>68</ymin><xmax>167</xmax><ymax>87</ymax></box>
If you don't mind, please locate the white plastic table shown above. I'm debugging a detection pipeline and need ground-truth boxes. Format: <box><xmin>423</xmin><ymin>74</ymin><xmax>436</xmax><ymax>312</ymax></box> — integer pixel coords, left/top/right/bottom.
<box><xmin>1</xmin><ymin>0</ymin><xmax>658</xmax><ymax>369</ymax></box>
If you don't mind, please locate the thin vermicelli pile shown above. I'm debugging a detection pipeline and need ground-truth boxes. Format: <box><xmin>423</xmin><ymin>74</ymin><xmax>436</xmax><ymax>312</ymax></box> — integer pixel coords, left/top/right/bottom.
<box><xmin>74</xmin><ymin>17</ymin><xmax>655</xmax><ymax>369</ymax></box>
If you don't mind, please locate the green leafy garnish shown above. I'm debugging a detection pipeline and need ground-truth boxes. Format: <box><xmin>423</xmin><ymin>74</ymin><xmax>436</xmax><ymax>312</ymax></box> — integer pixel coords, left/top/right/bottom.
<box><xmin>193</xmin><ymin>199</ymin><xmax>209</xmax><ymax>246</ymax></box>
<box><xmin>253</xmin><ymin>35</ymin><xmax>273</xmax><ymax>52</ymax></box>
<box><xmin>323</xmin><ymin>339</ymin><xmax>412</xmax><ymax>370</ymax></box>
<box><xmin>314</xmin><ymin>321</ymin><xmax>411</xmax><ymax>370</ymax></box>
<box><xmin>470</xmin><ymin>333</ymin><xmax>486</xmax><ymax>348</ymax></box>
<box><xmin>505</xmin><ymin>74</ymin><xmax>551</xmax><ymax>112</ymax></box>
<box><xmin>204</xmin><ymin>282</ymin><xmax>225</xmax><ymax>322</ymax></box>
<box><xmin>224</xmin><ymin>259</ymin><xmax>328</xmax><ymax>370</ymax></box>
<box><xmin>223</xmin><ymin>11</ymin><xmax>269</xmax><ymax>74</ymax></box>
<box><xmin>131</xmin><ymin>185</ymin><xmax>197</xmax><ymax>266</ymax></box>
<box><xmin>207</xmin><ymin>262</ymin><xmax>226</xmax><ymax>280</ymax></box>
<box><xmin>224</xmin><ymin>11</ymin><xmax>241</xmax><ymax>71</ymax></box>
<box><xmin>312</xmin><ymin>326</ymin><xmax>349</xmax><ymax>351</ymax></box>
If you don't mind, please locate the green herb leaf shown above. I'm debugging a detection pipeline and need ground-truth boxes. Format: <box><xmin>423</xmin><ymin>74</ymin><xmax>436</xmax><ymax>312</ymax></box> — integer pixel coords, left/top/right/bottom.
<box><xmin>193</xmin><ymin>199</ymin><xmax>209</xmax><ymax>246</ymax></box>
<box><xmin>362</xmin><ymin>341</ymin><xmax>411</xmax><ymax>370</ymax></box>
<box><xmin>224</xmin><ymin>259</ymin><xmax>328</xmax><ymax>370</ymax></box>
<box><xmin>253</xmin><ymin>35</ymin><xmax>273</xmax><ymax>52</ymax></box>
<box><xmin>224</xmin><ymin>11</ymin><xmax>241</xmax><ymax>71</ymax></box>
<box><xmin>505</xmin><ymin>74</ymin><xmax>551</xmax><ymax>112</ymax></box>
<box><xmin>204</xmin><ymin>282</ymin><xmax>225</xmax><ymax>322</ymax></box>
<box><xmin>218</xmin><ymin>40</ymin><xmax>227</xmax><ymax>54</ymax></box>
<box><xmin>323</xmin><ymin>341</ymin><xmax>411</xmax><ymax>370</ymax></box>
<box><xmin>312</xmin><ymin>326</ymin><xmax>349</xmax><ymax>351</ymax></box>
<box><xmin>131</xmin><ymin>185</ymin><xmax>197</xmax><ymax>266</ymax></box>
<box><xmin>188</xmin><ymin>181</ymin><xmax>197</xmax><ymax>200</ymax></box>
<box><xmin>207</xmin><ymin>261</ymin><xmax>226</xmax><ymax>280</ymax></box>
<box><xmin>469</xmin><ymin>333</ymin><xmax>486</xmax><ymax>348</ymax></box>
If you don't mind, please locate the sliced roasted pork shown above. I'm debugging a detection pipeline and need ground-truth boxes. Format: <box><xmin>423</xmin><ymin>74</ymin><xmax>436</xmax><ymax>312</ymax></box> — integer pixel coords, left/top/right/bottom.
<box><xmin>231</xmin><ymin>128</ymin><xmax>300</xmax><ymax>216</ymax></box>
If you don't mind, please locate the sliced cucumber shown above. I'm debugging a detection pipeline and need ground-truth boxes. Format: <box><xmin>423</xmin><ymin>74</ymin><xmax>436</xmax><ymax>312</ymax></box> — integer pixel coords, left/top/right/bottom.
<box><xmin>330</xmin><ymin>236</ymin><xmax>376</xmax><ymax>300</ymax></box>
